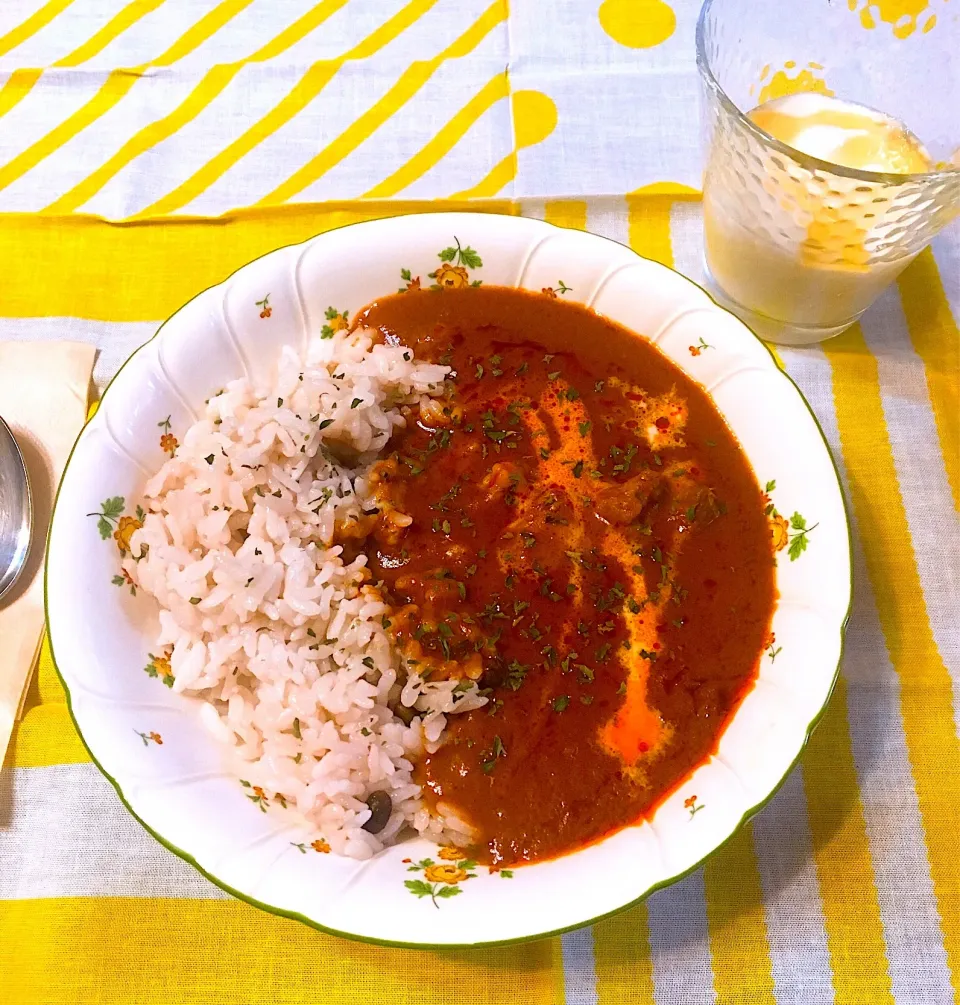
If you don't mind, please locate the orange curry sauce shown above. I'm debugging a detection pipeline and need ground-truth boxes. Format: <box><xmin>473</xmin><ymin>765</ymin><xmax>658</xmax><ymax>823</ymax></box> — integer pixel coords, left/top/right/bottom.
<box><xmin>356</xmin><ymin>287</ymin><xmax>776</xmax><ymax>866</ymax></box>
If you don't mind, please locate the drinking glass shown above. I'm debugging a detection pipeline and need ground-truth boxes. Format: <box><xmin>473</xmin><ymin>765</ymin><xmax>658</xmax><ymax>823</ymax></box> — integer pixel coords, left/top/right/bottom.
<box><xmin>697</xmin><ymin>0</ymin><xmax>960</xmax><ymax>345</ymax></box>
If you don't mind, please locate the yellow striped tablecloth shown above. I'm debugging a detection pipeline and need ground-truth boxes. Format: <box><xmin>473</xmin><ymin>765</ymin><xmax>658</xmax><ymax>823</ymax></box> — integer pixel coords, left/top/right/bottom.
<box><xmin>1</xmin><ymin>3</ymin><xmax>959</xmax><ymax>1004</ymax></box>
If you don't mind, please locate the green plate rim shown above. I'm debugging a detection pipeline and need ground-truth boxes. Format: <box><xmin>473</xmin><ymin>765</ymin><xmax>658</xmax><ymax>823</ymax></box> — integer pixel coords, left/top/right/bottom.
<box><xmin>43</xmin><ymin>209</ymin><xmax>854</xmax><ymax>950</ymax></box>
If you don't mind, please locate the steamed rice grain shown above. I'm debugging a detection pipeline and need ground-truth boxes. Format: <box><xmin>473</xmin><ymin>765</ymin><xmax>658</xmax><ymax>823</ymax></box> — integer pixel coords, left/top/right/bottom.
<box><xmin>123</xmin><ymin>329</ymin><xmax>486</xmax><ymax>858</ymax></box>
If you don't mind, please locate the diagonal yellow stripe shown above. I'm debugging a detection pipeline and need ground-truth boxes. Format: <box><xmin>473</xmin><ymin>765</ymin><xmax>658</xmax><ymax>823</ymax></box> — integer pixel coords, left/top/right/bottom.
<box><xmin>45</xmin><ymin>64</ymin><xmax>242</xmax><ymax>213</ymax></box>
<box><xmin>0</xmin><ymin>898</ymin><xmax>564</xmax><ymax>1005</ymax></box>
<box><xmin>823</xmin><ymin>323</ymin><xmax>960</xmax><ymax>998</ymax></box>
<box><xmin>257</xmin><ymin>1</ymin><xmax>507</xmax><ymax>207</ymax></box>
<box><xmin>801</xmin><ymin>677</ymin><xmax>893</xmax><ymax>1003</ymax></box>
<box><xmin>896</xmin><ymin>249</ymin><xmax>960</xmax><ymax>512</ymax></box>
<box><xmin>151</xmin><ymin>0</ymin><xmax>254</xmax><ymax>67</ymax></box>
<box><xmin>44</xmin><ymin>0</ymin><xmax>350</xmax><ymax>214</ymax></box>
<box><xmin>0</xmin><ymin>0</ymin><xmax>75</xmax><ymax>59</ymax></box>
<box><xmin>0</xmin><ymin>0</ymin><xmax>262</xmax><ymax>196</ymax></box>
<box><xmin>703</xmin><ymin>825</ymin><xmax>777</xmax><ymax>1004</ymax></box>
<box><xmin>448</xmin><ymin>151</ymin><xmax>515</xmax><ymax>200</ymax></box>
<box><xmin>0</xmin><ymin>70</ymin><xmax>143</xmax><ymax>193</ymax></box>
<box><xmin>53</xmin><ymin>0</ymin><xmax>165</xmax><ymax>68</ymax></box>
<box><xmin>245</xmin><ymin>0</ymin><xmax>353</xmax><ymax>62</ymax></box>
<box><xmin>0</xmin><ymin>68</ymin><xmax>43</xmax><ymax>120</ymax></box>
<box><xmin>133</xmin><ymin>0</ymin><xmax>441</xmax><ymax>218</ymax></box>
<box><xmin>593</xmin><ymin>906</ymin><xmax>656</xmax><ymax>1005</ymax></box>
<box><xmin>363</xmin><ymin>72</ymin><xmax>510</xmax><ymax>200</ymax></box>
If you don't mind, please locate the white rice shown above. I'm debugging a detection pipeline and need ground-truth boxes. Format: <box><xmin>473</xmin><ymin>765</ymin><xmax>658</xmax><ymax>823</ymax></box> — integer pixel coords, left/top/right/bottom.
<box><xmin>123</xmin><ymin>328</ymin><xmax>486</xmax><ymax>858</ymax></box>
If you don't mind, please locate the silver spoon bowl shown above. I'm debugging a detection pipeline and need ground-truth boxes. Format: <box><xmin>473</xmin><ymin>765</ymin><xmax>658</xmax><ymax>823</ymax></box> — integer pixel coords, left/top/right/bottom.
<box><xmin>0</xmin><ymin>415</ymin><xmax>32</xmax><ymax>601</ymax></box>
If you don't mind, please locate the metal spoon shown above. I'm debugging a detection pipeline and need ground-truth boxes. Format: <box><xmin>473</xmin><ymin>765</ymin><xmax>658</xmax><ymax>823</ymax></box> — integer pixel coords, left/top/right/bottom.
<box><xmin>0</xmin><ymin>415</ymin><xmax>32</xmax><ymax>601</ymax></box>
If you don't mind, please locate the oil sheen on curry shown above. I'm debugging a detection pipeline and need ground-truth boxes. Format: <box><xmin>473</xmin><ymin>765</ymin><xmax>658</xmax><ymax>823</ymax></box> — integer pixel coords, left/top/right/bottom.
<box><xmin>356</xmin><ymin>287</ymin><xmax>776</xmax><ymax>867</ymax></box>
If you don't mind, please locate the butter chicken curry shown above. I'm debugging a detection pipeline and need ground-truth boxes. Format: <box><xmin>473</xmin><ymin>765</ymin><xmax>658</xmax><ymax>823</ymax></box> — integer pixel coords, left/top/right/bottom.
<box><xmin>356</xmin><ymin>286</ymin><xmax>776</xmax><ymax>866</ymax></box>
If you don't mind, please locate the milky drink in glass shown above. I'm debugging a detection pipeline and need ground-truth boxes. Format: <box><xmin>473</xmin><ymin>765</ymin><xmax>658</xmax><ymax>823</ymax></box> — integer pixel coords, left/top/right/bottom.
<box><xmin>697</xmin><ymin>0</ymin><xmax>960</xmax><ymax>345</ymax></box>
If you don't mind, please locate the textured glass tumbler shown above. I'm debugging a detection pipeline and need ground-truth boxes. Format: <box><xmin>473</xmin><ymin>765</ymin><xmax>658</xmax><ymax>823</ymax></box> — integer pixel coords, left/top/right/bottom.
<box><xmin>697</xmin><ymin>0</ymin><xmax>960</xmax><ymax>345</ymax></box>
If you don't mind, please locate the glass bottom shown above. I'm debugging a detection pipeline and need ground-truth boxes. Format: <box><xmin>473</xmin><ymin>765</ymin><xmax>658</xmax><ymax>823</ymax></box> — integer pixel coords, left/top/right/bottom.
<box><xmin>702</xmin><ymin>259</ymin><xmax>859</xmax><ymax>347</ymax></box>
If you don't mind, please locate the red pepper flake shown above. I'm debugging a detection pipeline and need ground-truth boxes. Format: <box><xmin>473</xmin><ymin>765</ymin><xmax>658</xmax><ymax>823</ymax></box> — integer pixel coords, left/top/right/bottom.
<box><xmin>655</xmin><ymin>416</ymin><xmax>670</xmax><ymax>431</ymax></box>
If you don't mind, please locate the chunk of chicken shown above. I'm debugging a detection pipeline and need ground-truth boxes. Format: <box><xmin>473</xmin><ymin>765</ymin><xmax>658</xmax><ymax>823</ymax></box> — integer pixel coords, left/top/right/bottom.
<box><xmin>594</xmin><ymin>471</ymin><xmax>663</xmax><ymax>525</ymax></box>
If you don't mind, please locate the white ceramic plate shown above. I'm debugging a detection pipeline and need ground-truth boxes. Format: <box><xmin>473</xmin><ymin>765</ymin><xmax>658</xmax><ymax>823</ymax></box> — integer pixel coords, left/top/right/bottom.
<box><xmin>46</xmin><ymin>213</ymin><xmax>851</xmax><ymax>947</ymax></box>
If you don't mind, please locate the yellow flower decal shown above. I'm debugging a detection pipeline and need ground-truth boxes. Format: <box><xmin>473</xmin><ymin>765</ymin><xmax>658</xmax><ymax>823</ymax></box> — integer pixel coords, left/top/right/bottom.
<box><xmin>427</xmin><ymin>237</ymin><xmax>483</xmax><ymax>290</ymax></box>
<box><xmin>405</xmin><ymin>854</ymin><xmax>479</xmax><ymax>907</ymax></box>
<box><xmin>434</xmin><ymin>263</ymin><xmax>470</xmax><ymax>289</ymax></box>
<box><xmin>424</xmin><ymin>863</ymin><xmax>468</xmax><ymax>885</ymax></box>
<box><xmin>144</xmin><ymin>650</ymin><xmax>174</xmax><ymax>687</ymax></box>
<box><xmin>402</xmin><ymin>847</ymin><xmax>516</xmax><ymax>906</ymax></box>
<box><xmin>114</xmin><ymin>514</ymin><xmax>142</xmax><ymax>555</ymax></box>
<box><xmin>90</xmin><ymin>497</ymin><xmax>148</xmax><ymax>589</ymax></box>
<box><xmin>763</xmin><ymin>480</ymin><xmax>818</xmax><ymax>561</ymax></box>
<box><xmin>770</xmin><ymin>512</ymin><xmax>790</xmax><ymax>552</ymax></box>
<box><xmin>321</xmin><ymin>306</ymin><xmax>350</xmax><ymax>339</ymax></box>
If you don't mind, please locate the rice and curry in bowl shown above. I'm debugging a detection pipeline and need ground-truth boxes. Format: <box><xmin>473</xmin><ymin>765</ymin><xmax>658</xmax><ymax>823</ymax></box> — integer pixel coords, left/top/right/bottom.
<box><xmin>48</xmin><ymin>214</ymin><xmax>848</xmax><ymax>944</ymax></box>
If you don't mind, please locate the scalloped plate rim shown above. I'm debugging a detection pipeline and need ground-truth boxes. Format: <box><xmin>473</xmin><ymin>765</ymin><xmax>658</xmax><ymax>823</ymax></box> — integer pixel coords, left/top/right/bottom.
<box><xmin>44</xmin><ymin>210</ymin><xmax>853</xmax><ymax>948</ymax></box>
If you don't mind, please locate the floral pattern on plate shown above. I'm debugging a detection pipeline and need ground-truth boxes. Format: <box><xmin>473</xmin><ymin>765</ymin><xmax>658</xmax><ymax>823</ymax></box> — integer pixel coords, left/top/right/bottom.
<box><xmin>399</xmin><ymin>237</ymin><xmax>484</xmax><ymax>293</ymax></box>
<box><xmin>88</xmin><ymin>496</ymin><xmax>145</xmax><ymax>594</ymax></box>
<box><xmin>763</xmin><ymin>479</ymin><xmax>817</xmax><ymax>561</ymax></box>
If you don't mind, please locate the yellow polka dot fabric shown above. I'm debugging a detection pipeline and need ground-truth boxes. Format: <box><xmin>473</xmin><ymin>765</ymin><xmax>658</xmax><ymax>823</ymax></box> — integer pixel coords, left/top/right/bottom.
<box><xmin>1</xmin><ymin>2</ymin><xmax>958</xmax><ymax>1003</ymax></box>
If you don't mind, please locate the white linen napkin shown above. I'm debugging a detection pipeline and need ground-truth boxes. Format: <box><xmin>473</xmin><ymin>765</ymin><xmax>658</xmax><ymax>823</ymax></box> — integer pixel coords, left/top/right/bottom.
<box><xmin>0</xmin><ymin>340</ymin><xmax>94</xmax><ymax>767</ymax></box>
